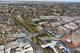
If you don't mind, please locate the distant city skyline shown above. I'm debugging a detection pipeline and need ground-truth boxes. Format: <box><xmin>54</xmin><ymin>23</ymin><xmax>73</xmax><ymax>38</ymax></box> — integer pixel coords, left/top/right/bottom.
<box><xmin>0</xmin><ymin>0</ymin><xmax>80</xmax><ymax>2</ymax></box>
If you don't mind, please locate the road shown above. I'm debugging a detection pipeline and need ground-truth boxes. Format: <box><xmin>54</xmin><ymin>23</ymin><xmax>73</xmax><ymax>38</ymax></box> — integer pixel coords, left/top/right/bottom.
<box><xmin>55</xmin><ymin>17</ymin><xmax>80</xmax><ymax>27</ymax></box>
<box><xmin>10</xmin><ymin>12</ymin><xmax>44</xmax><ymax>53</ymax></box>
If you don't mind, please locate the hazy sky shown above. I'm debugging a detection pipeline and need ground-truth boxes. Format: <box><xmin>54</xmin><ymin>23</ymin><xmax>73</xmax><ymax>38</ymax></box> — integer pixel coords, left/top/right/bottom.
<box><xmin>0</xmin><ymin>0</ymin><xmax>80</xmax><ymax>2</ymax></box>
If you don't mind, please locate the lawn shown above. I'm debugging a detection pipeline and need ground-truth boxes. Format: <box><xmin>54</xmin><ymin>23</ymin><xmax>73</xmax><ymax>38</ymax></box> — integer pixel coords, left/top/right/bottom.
<box><xmin>38</xmin><ymin>33</ymin><xmax>52</xmax><ymax>37</ymax></box>
<box><xmin>43</xmin><ymin>47</ymin><xmax>53</xmax><ymax>53</ymax></box>
<box><xmin>32</xmin><ymin>37</ymin><xmax>41</xmax><ymax>46</ymax></box>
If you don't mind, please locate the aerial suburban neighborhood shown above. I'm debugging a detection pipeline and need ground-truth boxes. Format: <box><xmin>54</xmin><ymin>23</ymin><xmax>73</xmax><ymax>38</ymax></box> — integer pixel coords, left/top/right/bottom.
<box><xmin>0</xmin><ymin>1</ymin><xmax>80</xmax><ymax>53</ymax></box>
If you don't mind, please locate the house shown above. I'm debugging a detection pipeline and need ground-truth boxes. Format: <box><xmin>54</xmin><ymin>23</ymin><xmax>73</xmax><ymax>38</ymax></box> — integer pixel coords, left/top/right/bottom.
<box><xmin>57</xmin><ymin>26</ymin><xmax>70</xmax><ymax>35</ymax></box>
<box><xmin>72</xmin><ymin>30</ymin><xmax>80</xmax><ymax>46</ymax></box>
<box><xmin>60</xmin><ymin>35</ymin><xmax>75</xmax><ymax>48</ymax></box>
<box><xmin>64</xmin><ymin>22</ymin><xmax>78</xmax><ymax>30</ymax></box>
<box><xmin>0</xmin><ymin>45</ymin><xmax>5</xmax><ymax>53</ymax></box>
<box><xmin>5</xmin><ymin>37</ymin><xmax>34</xmax><ymax>53</ymax></box>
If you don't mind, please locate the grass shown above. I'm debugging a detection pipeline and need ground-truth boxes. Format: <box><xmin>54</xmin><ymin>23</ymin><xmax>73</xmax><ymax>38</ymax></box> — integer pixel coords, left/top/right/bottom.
<box><xmin>45</xmin><ymin>40</ymin><xmax>51</xmax><ymax>43</ymax></box>
<box><xmin>55</xmin><ymin>46</ymin><xmax>63</xmax><ymax>53</ymax></box>
<box><xmin>32</xmin><ymin>37</ymin><xmax>41</xmax><ymax>46</ymax></box>
<box><xmin>0</xmin><ymin>41</ymin><xmax>5</xmax><ymax>45</ymax></box>
<box><xmin>12</xmin><ymin>13</ymin><xmax>38</xmax><ymax>33</ymax></box>
<box><xmin>74</xmin><ymin>50</ymin><xmax>79</xmax><ymax>53</ymax></box>
<box><xmin>43</xmin><ymin>47</ymin><xmax>53</xmax><ymax>53</ymax></box>
<box><xmin>13</xmin><ymin>17</ymin><xmax>37</xmax><ymax>33</ymax></box>
<box><xmin>38</xmin><ymin>33</ymin><xmax>52</xmax><ymax>37</ymax></box>
<box><xmin>31</xmin><ymin>33</ymin><xmax>53</xmax><ymax>45</ymax></box>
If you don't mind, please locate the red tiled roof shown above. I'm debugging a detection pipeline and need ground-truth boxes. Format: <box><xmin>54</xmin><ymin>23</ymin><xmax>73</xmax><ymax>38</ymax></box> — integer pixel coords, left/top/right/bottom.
<box><xmin>68</xmin><ymin>43</ymin><xmax>75</xmax><ymax>48</ymax></box>
<box><xmin>60</xmin><ymin>35</ymin><xmax>72</xmax><ymax>42</ymax></box>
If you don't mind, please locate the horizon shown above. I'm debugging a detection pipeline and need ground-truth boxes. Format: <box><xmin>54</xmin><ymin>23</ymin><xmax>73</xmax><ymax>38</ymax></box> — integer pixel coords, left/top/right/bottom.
<box><xmin>0</xmin><ymin>0</ymin><xmax>80</xmax><ymax>2</ymax></box>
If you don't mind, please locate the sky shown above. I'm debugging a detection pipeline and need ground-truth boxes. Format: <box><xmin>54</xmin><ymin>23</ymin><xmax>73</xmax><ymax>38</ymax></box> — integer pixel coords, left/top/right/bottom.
<box><xmin>0</xmin><ymin>0</ymin><xmax>80</xmax><ymax>2</ymax></box>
